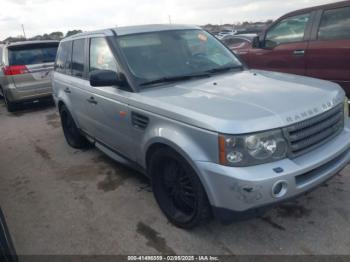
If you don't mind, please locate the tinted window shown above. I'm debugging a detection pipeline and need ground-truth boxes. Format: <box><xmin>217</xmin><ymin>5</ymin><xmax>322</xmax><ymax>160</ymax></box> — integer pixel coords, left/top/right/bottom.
<box><xmin>265</xmin><ymin>13</ymin><xmax>310</xmax><ymax>47</ymax></box>
<box><xmin>8</xmin><ymin>43</ymin><xmax>58</xmax><ymax>66</ymax></box>
<box><xmin>55</xmin><ymin>41</ymin><xmax>72</xmax><ymax>74</ymax></box>
<box><xmin>89</xmin><ymin>38</ymin><xmax>117</xmax><ymax>72</ymax></box>
<box><xmin>0</xmin><ymin>47</ymin><xmax>3</xmax><ymax>63</ymax></box>
<box><xmin>318</xmin><ymin>7</ymin><xmax>350</xmax><ymax>40</ymax></box>
<box><xmin>72</xmin><ymin>39</ymin><xmax>85</xmax><ymax>77</ymax></box>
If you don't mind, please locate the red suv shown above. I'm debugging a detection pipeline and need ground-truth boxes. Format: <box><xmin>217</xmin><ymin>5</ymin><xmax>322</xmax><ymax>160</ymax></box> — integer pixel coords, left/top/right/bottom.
<box><xmin>237</xmin><ymin>1</ymin><xmax>350</xmax><ymax>100</ymax></box>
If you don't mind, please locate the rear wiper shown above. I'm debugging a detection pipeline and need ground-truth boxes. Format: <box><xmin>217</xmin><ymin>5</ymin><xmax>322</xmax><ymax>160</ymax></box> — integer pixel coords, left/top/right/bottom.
<box><xmin>205</xmin><ymin>65</ymin><xmax>243</xmax><ymax>74</ymax></box>
<box><xmin>140</xmin><ymin>73</ymin><xmax>211</xmax><ymax>86</ymax></box>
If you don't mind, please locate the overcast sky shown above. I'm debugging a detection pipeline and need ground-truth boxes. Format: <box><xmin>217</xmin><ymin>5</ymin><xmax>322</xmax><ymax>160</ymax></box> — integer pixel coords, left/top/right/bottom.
<box><xmin>0</xmin><ymin>0</ymin><xmax>337</xmax><ymax>39</ymax></box>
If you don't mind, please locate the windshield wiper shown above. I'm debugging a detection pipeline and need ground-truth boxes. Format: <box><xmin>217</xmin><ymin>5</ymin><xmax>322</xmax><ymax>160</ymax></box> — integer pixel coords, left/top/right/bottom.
<box><xmin>140</xmin><ymin>73</ymin><xmax>211</xmax><ymax>86</ymax></box>
<box><xmin>205</xmin><ymin>65</ymin><xmax>243</xmax><ymax>74</ymax></box>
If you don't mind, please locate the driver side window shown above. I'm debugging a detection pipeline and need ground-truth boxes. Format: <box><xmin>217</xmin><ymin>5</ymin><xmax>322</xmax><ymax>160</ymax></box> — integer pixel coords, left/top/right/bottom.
<box><xmin>89</xmin><ymin>37</ymin><xmax>118</xmax><ymax>72</ymax></box>
<box><xmin>265</xmin><ymin>13</ymin><xmax>310</xmax><ymax>48</ymax></box>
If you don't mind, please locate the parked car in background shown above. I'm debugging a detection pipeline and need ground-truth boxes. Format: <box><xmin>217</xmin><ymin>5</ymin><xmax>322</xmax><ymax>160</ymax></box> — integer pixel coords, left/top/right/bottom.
<box><xmin>215</xmin><ymin>29</ymin><xmax>237</xmax><ymax>39</ymax></box>
<box><xmin>0</xmin><ymin>40</ymin><xmax>59</xmax><ymax>112</ymax></box>
<box><xmin>235</xmin><ymin>1</ymin><xmax>350</xmax><ymax>103</ymax></box>
<box><xmin>221</xmin><ymin>34</ymin><xmax>256</xmax><ymax>54</ymax></box>
<box><xmin>53</xmin><ymin>24</ymin><xmax>350</xmax><ymax>229</ymax></box>
<box><xmin>0</xmin><ymin>45</ymin><xmax>4</xmax><ymax>80</ymax></box>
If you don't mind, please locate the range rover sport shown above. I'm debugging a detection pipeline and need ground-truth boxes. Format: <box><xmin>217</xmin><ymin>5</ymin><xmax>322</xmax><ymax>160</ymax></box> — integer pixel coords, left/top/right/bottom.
<box><xmin>52</xmin><ymin>25</ymin><xmax>350</xmax><ymax>229</ymax></box>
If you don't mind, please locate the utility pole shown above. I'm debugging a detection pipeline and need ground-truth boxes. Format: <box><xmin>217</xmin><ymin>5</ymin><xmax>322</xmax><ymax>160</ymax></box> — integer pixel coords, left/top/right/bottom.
<box><xmin>168</xmin><ymin>15</ymin><xmax>172</xmax><ymax>24</ymax></box>
<box><xmin>21</xmin><ymin>24</ymin><xmax>26</xmax><ymax>39</ymax></box>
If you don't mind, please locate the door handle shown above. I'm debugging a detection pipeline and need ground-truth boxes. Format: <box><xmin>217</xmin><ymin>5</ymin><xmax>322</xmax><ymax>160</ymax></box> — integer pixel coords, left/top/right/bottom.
<box><xmin>64</xmin><ymin>88</ymin><xmax>71</xmax><ymax>94</ymax></box>
<box><xmin>87</xmin><ymin>97</ymin><xmax>98</xmax><ymax>105</ymax></box>
<box><xmin>293</xmin><ymin>49</ymin><xmax>305</xmax><ymax>56</ymax></box>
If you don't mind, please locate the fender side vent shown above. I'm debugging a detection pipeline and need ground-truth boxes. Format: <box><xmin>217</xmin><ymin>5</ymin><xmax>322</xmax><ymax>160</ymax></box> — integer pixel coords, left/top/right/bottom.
<box><xmin>132</xmin><ymin>112</ymin><xmax>149</xmax><ymax>130</ymax></box>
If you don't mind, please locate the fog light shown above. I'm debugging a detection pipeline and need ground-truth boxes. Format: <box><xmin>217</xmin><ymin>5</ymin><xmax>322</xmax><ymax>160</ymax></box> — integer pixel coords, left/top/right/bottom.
<box><xmin>272</xmin><ymin>181</ymin><xmax>288</xmax><ymax>198</ymax></box>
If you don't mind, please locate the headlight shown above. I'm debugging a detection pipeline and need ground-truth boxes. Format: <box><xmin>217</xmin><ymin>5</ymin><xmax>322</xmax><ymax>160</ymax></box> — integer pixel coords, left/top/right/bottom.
<box><xmin>219</xmin><ymin>129</ymin><xmax>288</xmax><ymax>167</ymax></box>
<box><xmin>345</xmin><ymin>97</ymin><xmax>349</xmax><ymax>122</ymax></box>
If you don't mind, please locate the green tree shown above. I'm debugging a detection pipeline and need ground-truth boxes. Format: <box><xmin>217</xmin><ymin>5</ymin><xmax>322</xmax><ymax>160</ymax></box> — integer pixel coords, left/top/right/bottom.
<box><xmin>48</xmin><ymin>31</ymin><xmax>64</xmax><ymax>40</ymax></box>
<box><xmin>66</xmin><ymin>30</ymin><xmax>83</xmax><ymax>37</ymax></box>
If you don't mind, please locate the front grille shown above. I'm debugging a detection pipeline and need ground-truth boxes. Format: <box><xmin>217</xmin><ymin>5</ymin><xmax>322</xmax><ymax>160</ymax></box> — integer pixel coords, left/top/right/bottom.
<box><xmin>284</xmin><ymin>104</ymin><xmax>344</xmax><ymax>158</ymax></box>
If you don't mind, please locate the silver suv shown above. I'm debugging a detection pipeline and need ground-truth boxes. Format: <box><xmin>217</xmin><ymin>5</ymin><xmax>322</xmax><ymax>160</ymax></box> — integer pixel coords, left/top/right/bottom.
<box><xmin>0</xmin><ymin>40</ymin><xmax>59</xmax><ymax>112</ymax></box>
<box><xmin>52</xmin><ymin>25</ymin><xmax>350</xmax><ymax>229</ymax></box>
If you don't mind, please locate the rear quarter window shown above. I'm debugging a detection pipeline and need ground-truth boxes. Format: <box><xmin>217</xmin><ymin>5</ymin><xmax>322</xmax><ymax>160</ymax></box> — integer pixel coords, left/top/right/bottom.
<box><xmin>8</xmin><ymin>43</ymin><xmax>58</xmax><ymax>66</ymax></box>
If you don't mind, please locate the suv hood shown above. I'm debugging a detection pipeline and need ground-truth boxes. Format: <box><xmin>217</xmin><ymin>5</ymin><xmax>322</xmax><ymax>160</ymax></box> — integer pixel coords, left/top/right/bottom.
<box><xmin>131</xmin><ymin>70</ymin><xmax>345</xmax><ymax>134</ymax></box>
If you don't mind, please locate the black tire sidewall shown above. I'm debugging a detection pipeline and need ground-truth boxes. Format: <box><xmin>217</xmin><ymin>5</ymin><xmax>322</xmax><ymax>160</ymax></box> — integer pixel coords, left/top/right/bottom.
<box><xmin>150</xmin><ymin>148</ymin><xmax>211</xmax><ymax>229</ymax></box>
<box><xmin>59</xmin><ymin>105</ymin><xmax>88</xmax><ymax>149</ymax></box>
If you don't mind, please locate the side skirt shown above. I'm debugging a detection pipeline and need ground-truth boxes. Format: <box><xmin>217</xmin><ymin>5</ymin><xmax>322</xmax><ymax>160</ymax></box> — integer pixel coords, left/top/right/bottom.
<box><xmin>81</xmin><ymin>130</ymin><xmax>147</xmax><ymax>176</ymax></box>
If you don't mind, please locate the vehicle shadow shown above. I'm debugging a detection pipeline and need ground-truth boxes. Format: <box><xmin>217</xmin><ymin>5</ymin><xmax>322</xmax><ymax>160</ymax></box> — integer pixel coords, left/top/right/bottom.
<box><xmin>5</xmin><ymin>99</ymin><xmax>55</xmax><ymax>117</ymax></box>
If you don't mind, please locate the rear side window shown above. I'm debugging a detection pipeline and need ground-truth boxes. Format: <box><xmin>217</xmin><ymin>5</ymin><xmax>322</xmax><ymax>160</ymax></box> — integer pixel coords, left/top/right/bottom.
<box><xmin>72</xmin><ymin>39</ymin><xmax>86</xmax><ymax>78</ymax></box>
<box><xmin>8</xmin><ymin>43</ymin><xmax>58</xmax><ymax>66</ymax></box>
<box><xmin>265</xmin><ymin>13</ymin><xmax>310</xmax><ymax>47</ymax></box>
<box><xmin>318</xmin><ymin>7</ymin><xmax>350</xmax><ymax>40</ymax></box>
<box><xmin>55</xmin><ymin>41</ymin><xmax>72</xmax><ymax>74</ymax></box>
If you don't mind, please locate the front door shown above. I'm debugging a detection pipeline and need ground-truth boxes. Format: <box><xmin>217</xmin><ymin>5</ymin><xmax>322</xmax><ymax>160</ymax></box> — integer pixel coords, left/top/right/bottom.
<box><xmin>86</xmin><ymin>37</ymin><xmax>134</xmax><ymax>159</ymax></box>
<box><xmin>248</xmin><ymin>13</ymin><xmax>311</xmax><ymax>76</ymax></box>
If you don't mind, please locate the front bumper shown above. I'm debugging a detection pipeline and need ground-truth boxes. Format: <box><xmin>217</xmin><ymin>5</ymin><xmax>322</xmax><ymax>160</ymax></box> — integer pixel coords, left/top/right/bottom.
<box><xmin>196</xmin><ymin>121</ymin><xmax>350</xmax><ymax>222</ymax></box>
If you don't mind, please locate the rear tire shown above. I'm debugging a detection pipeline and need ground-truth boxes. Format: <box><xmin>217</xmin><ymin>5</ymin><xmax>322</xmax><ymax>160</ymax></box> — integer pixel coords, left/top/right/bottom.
<box><xmin>3</xmin><ymin>91</ymin><xmax>17</xmax><ymax>112</ymax></box>
<box><xmin>59</xmin><ymin>105</ymin><xmax>89</xmax><ymax>149</ymax></box>
<box><xmin>149</xmin><ymin>147</ymin><xmax>212</xmax><ymax>229</ymax></box>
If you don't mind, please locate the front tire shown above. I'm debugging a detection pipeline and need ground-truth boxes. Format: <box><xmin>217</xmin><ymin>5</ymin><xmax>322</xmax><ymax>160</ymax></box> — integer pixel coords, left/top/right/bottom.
<box><xmin>149</xmin><ymin>148</ymin><xmax>211</xmax><ymax>229</ymax></box>
<box><xmin>59</xmin><ymin>105</ymin><xmax>89</xmax><ymax>149</ymax></box>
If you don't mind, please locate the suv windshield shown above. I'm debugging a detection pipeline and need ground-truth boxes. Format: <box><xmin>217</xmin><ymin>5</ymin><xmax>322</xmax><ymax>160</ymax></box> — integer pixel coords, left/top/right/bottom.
<box><xmin>116</xmin><ymin>29</ymin><xmax>242</xmax><ymax>86</ymax></box>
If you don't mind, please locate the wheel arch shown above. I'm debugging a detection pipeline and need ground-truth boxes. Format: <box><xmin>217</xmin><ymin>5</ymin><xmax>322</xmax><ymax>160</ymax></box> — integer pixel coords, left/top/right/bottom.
<box><xmin>57</xmin><ymin>100</ymin><xmax>65</xmax><ymax>112</ymax></box>
<box><xmin>144</xmin><ymin>137</ymin><xmax>217</xmax><ymax>206</ymax></box>
<box><xmin>144</xmin><ymin>137</ymin><xmax>200</xmax><ymax>173</ymax></box>
<box><xmin>57</xmin><ymin>100</ymin><xmax>82</xmax><ymax>131</ymax></box>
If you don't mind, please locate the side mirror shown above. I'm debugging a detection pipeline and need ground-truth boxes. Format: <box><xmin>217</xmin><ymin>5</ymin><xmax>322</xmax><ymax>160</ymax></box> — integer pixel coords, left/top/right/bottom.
<box><xmin>252</xmin><ymin>36</ymin><xmax>262</xmax><ymax>48</ymax></box>
<box><xmin>89</xmin><ymin>70</ymin><xmax>126</xmax><ymax>87</ymax></box>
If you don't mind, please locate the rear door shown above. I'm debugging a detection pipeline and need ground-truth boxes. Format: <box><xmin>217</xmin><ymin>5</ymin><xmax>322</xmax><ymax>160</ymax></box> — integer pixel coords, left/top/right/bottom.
<box><xmin>247</xmin><ymin>13</ymin><xmax>312</xmax><ymax>75</ymax></box>
<box><xmin>54</xmin><ymin>39</ymin><xmax>97</xmax><ymax>133</ymax></box>
<box><xmin>7</xmin><ymin>42</ymin><xmax>58</xmax><ymax>92</ymax></box>
<box><xmin>306</xmin><ymin>6</ymin><xmax>350</xmax><ymax>98</ymax></box>
<box><xmin>65</xmin><ymin>38</ymin><xmax>95</xmax><ymax>133</ymax></box>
